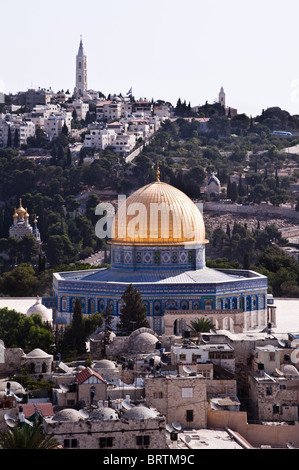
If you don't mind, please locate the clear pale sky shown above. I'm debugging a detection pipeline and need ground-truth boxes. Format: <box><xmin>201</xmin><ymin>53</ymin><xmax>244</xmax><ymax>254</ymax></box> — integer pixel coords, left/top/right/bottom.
<box><xmin>1</xmin><ymin>0</ymin><xmax>299</xmax><ymax>117</ymax></box>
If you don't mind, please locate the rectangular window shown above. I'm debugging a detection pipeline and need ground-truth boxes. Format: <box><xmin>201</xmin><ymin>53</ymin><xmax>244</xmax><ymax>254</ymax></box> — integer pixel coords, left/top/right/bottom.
<box><xmin>64</xmin><ymin>438</ymin><xmax>78</xmax><ymax>448</ymax></box>
<box><xmin>99</xmin><ymin>437</ymin><xmax>114</xmax><ymax>448</ymax></box>
<box><xmin>269</xmin><ymin>353</ymin><xmax>275</xmax><ymax>361</ymax></box>
<box><xmin>182</xmin><ymin>387</ymin><xmax>193</xmax><ymax>398</ymax></box>
<box><xmin>136</xmin><ymin>435</ymin><xmax>150</xmax><ymax>446</ymax></box>
<box><xmin>186</xmin><ymin>410</ymin><xmax>194</xmax><ymax>422</ymax></box>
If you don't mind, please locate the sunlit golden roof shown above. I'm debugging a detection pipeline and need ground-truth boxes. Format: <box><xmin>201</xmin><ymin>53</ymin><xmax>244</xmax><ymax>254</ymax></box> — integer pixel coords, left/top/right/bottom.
<box><xmin>16</xmin><ymin>198</ymin><xmax>26</xmax><ymax>215</ymax></box>
<box><xmin>109</xmin><ymin>181</ymin><xmax>208</xmax><ymax>246</ymax></box>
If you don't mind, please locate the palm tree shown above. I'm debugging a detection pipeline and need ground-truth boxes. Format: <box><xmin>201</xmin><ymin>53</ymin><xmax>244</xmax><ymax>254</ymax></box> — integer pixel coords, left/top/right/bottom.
<box><xmin>188</xmin><ymin>318</ymin><xmax>215</xmax><ymax>343</ymax></box>
<box><xmin>0</xmin><ymin>423</ymin><xmax>60</xmax><ymax>449</ymax></box>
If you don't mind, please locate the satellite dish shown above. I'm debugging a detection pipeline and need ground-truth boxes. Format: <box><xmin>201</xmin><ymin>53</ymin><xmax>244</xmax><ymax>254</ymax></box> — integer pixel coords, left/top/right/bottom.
<box><xmin>166</xmin><ymin>424</ymin><xmax>173</xmax><ymax>433</ymax></box>
<box><xmin>122</xmin><ymin>401</ymin><xmax>132</xmax><ymax>410</ymax></box>
<box><xmin>6</xmin><ymin>418</ymin><xmax>17</xmax><ymax>428</ymax></box>
<box><xmin>183</xmin><ymin>365</ymin><xmax>192</xmax><ymax>375</ymax></box>
<box><xmin>172</xmin><ymin>421</ymin><xmax>182</xmax><ymax>431</ymax></box>
<box><xmin>4</xmin><ymin>413</ymin><xmax>15</xmax><ymax>421</ymax></box>
<box><xmin>275</xmin><ymin>368</ymin><xmax>284</xmax><ymax>376</ymax></box>
<box><xmin>59</xmin><ymin>384</ymin><xmax>69</xmax><ymax>392</ymax></box>
<box><xmin>278</xmin><ymin>340</ymin><xmax>286</xmax><ymax>348</ymax></box>
<box><xmin>184</xmin><ymin>435</ymin><xmax>191</xmax><ymax>444</ymax></box>
<box><xmin>79</xmin><ymin>409</ymin><xmax>89</xmax><ymax>419</ymax></box>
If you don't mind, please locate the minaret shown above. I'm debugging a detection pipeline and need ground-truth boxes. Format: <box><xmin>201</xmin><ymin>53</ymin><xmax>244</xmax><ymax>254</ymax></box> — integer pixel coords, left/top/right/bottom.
<box><xmin>218</xmin><ymin>86</ymin><xmax>226</xmax><ymax>108</ymax></box>
<box><xmin>75</xmin><ymin>36</ymin><xmax>87</xmax><ymax>99</ymax></box>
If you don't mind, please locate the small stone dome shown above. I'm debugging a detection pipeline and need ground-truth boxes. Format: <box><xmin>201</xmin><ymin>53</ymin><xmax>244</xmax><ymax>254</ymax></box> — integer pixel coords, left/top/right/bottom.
<box><xmin>123</xmin><ymin>405</ymin><xmax>157</xmax><ymax>420</ymax></box>
<box><xmin>26</xmin><ymin>348</ymin><xmax>52</xmax><ymax>359</ymax></box>
<box><xmin>53</xmin><ymin>408</ymin><xmax>82</xmax><ymax>422</ymax></box>
<box><xmin>0</xmin><ymin>381</ymin><xmax>26</xmax><ymax>394</ymax></box>
<box><xmin>145</xmin><ymin>354</ymin><xmax>161</xmax><ymax>365</ymax></box>
<box><xmin>131</xmin><ymin>332</ymin><xmax>159</xmax><ymax>354</ymax></box>
<box><xmin>26</xmin><ymin>296</ymin><xmax>52</xmax><ymax>323</ymax></box>
<box><xmin>90</xmin><ymin>408</ymin><xmax>118</xmax><ymax>421</ymax></box>
<box><xmin>93</xmin><ymin>359</ymin><xmax>116</xmax><ymax>369</ymax></box>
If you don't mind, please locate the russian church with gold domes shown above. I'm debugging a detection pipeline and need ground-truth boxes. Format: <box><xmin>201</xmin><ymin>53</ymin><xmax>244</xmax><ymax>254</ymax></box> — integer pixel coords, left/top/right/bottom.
<box><xmin>53</xmin><ymin>167</ymin><xmax>272</xmax><ymax>335</ymax></box>
<box><xmin>9</xmin><ymin>198</ymin><xmax>41</xmax><ymax>244</ymax></box>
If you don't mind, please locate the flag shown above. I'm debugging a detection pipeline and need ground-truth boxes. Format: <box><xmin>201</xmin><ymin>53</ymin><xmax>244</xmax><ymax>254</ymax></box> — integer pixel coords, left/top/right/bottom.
<box><xmin>126</xmin><ymin>87</ymin><xmax>132</xmax><ymax>96</ymax></box>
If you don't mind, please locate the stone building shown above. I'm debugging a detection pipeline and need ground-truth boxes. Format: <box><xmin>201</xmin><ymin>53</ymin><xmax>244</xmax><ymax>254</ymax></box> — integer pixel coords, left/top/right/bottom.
<box><xmin>42</xmin><ymin>404</ymin><xmax>166</xmax><ymax>449</ymax></box>
<box><xmin>145</xmin><ymin>374</ymin><xmax>207</xmax><ymax>429</ymax></box>
<box><xmin>22</xmin><ymin>348</ymin><xmax>53</xmax><ymax>377</ymax></box>
<box><xmin>248</xmin><ymin>365</ymin><xmax>299</xmax><ymax>422</ymax></box>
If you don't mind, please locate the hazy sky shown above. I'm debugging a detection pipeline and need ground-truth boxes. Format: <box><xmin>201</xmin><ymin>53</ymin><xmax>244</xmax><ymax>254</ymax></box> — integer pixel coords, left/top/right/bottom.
<box><xmin>1</xmin><ymin>0</ymin><xmax>299</xmax><ymax>117</ymax></box>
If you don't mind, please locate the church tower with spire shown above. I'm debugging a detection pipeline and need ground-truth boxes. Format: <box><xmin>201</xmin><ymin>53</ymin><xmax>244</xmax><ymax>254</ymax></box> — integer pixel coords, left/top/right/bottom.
<box><xmin>75</xmin><ymin>36</ymin><xmax>87</xmax><ymax>98</ymax></box>
<box><xmin>218</xmin><ymin>86</ymin><xmax>226</xmax><ymax>108</ymax></box>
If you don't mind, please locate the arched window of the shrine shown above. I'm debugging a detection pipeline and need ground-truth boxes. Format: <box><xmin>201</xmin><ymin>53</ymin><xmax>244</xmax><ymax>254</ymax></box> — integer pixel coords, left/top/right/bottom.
<box><xmin>98</xmin><ymin>299</ymin><xmax>105</xmax><ymax>313</ymax></box>
<box><xmin>61</xmin><ymin>297</ymin><xmax>67</xmax><ymax>311</ymax></box>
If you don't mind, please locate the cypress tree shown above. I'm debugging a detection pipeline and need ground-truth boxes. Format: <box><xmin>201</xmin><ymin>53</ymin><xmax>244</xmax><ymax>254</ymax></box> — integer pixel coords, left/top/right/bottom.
<box><xmin>7</xmin><ymin>126</ymin><xmax>12</xmax><ymax>148</ymax></box>
<box><xmin>13</xmin><ymin>129</ymin><xmax>19</xmax><ymax>148</ymax></box>
<box><xmin>118</xmin><ymin>284</ymin><xmax>149</xmax><ymax>335</ymax></box>
<box><xmin>71</xmin><ymin>298</ymin><xmax>86</xmax><ymax>353</ymax></box>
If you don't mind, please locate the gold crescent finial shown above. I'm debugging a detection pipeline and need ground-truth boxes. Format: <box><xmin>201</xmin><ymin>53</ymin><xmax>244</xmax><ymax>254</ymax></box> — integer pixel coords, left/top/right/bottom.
<box><xmin>156</xmin><ymin>161</ymin><xmax>160</xmax><ymax>182</ymax></box>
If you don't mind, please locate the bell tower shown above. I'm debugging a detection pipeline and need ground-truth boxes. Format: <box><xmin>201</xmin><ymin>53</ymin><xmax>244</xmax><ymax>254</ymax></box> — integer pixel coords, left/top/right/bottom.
<box><xmin>75</xmin><ymin>36</ymin><xmax>87</xmax><ymax>98</ymax></box>
<box><xmin>218</xmin><ymin>86</ymin><xmax>226</xmax><ymax>108</ymax></box>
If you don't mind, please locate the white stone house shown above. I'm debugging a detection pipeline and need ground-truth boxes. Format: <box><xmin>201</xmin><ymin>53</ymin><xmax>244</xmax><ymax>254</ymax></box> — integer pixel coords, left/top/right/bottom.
<box><xmin>111</xmin><ymin>133</ymin><xmax>136</xmax><ymax>155</ymax></box>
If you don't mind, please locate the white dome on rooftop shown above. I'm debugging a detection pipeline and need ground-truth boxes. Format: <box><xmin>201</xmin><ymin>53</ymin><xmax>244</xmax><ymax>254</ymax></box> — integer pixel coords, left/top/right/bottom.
<box><xmin>26</xmin><ymin>296</ymin><xmax>52</xmax><ymax>322</ymax></box>
<box><xmin>26</xmin><ymin>348</ymin><xmax>52</xmax><ymax>358</ymax></box>
<box><xmin>94</xmin><ymin>359</ymin><xmax>116</xmax><ymax>369</ymax></box>
<box><xmin>90</xmin><ymin>408</ymin><xmax>118</xmax><ymax>420</ymax></box>
<box><xmin>53</xmin><ymin>409</ymin><xmax>82</xmax><ymax>422</ymax></box>
<box><xmin>124</xmin><ymin>405</ymin><xmax>158</xmax><ymax>420</ymax></box>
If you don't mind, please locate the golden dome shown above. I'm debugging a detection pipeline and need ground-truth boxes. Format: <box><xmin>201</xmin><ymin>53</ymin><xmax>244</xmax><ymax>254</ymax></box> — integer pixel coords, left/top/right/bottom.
<box><xmin>16</xmin><ymin>198</ymin><xmax>26</xmax><ymax>215</ymax></box>
<box><xmin>109</xmin><ymin>181</ymin><xmax>208</xmax><ymax>246</ymax></box>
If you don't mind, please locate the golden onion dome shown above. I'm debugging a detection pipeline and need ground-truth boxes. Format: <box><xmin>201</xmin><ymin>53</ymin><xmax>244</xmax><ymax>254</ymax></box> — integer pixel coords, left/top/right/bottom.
<box><xmin>13</xmin><ymin>208</ymin><xmax>18</xmax><ymax>218</ymax></box>
<box><xmin>16</xmin><ymin>198</ymin><xmax>26</xmax><ymax>215</ymax></box>
<box><xmin>109</xmin><ymin>181</ymin><xmax>208</xmax><ymax>246</ymax></box>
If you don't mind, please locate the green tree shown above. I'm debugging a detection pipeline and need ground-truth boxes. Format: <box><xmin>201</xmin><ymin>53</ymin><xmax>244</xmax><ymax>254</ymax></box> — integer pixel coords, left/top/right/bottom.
<box><xmin>0</xmin><ymin>264</ymin><xmax>39</xmax><ymax>297</ymax></box>
<box><xmin>118</xmin><ymin>284</ymin><xmax>149</xmax><ymax>334</ymax></box>
<box><xmin>0</xmin><ymin>422</ymin><xmax>59</xmax><ymax>449</ymax></box>
<box><xmin>70</xmin><ymin>298</ymin><xmax>86</xmax><ymax>354</ymax></box>
<box><xmin>0</xmin><ymin>307</ymin><xmax>53</xmax><ymax>352</ymax></box>
<box><xmin>188</xmin><ymin>318</ymin><xmax>215</xmax><ymax>342</ymax></box>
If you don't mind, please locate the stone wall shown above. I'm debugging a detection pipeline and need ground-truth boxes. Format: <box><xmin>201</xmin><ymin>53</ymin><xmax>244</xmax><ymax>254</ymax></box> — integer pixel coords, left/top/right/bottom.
<box><xmin>203</xmin><ymin>201</ymin><xmax>299</xmax><ymax>221</ymax></box>
<box><xmin>0</xmin><ymin>348</ymin><xmax>25</xmax><ymax>378</ymax></box>
<box><xmin>207</xmin><ymin>407</ymin><xmax>299</xmax><ymax>448</ymax></box>
<box><xmin>43</xmin><ymin>414</ymin><xmax>166</xmax><ymax>449</ymax></box>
